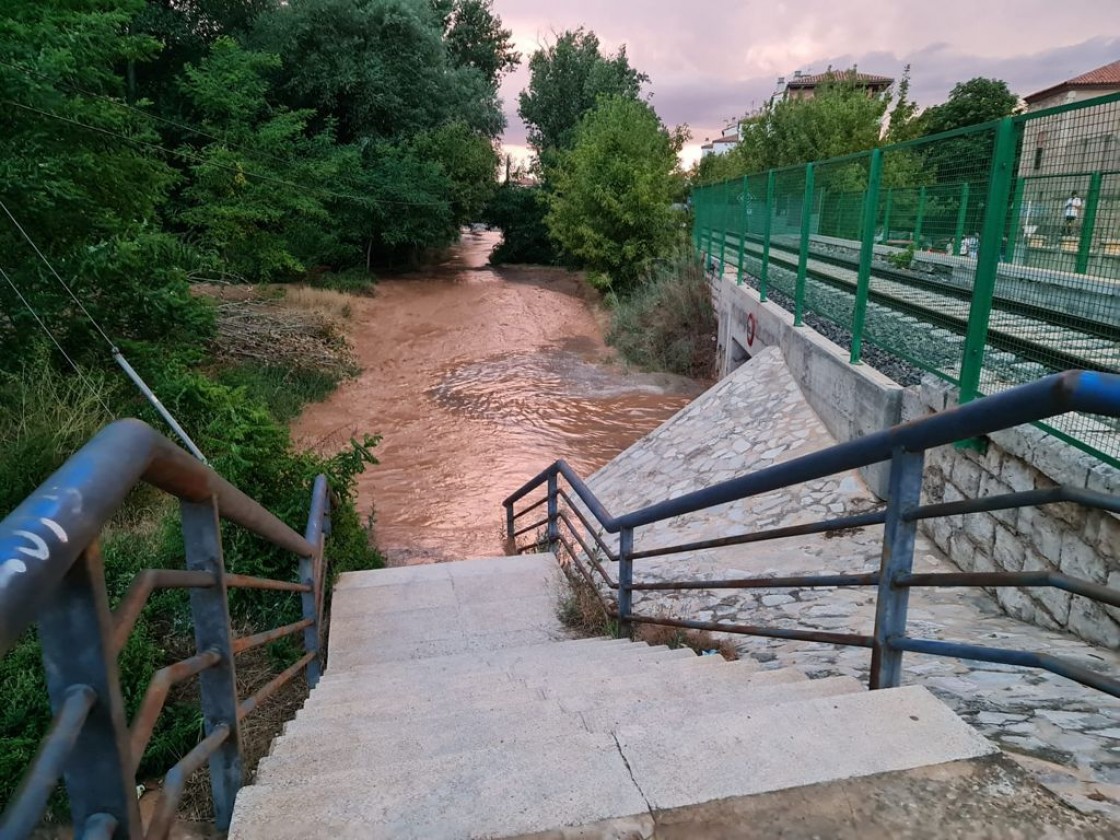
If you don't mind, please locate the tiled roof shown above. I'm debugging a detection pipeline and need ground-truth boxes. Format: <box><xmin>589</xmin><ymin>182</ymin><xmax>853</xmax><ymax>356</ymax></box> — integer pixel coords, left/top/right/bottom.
<box><xmin>786</xmin><ymin>70</ymin><xmax>893</xmax><ymax>88</ymax></box>
<box><xmin>1025</xmin><ymin>58</ymin><xmax>1120</xmax><ymax>102</ymax></box>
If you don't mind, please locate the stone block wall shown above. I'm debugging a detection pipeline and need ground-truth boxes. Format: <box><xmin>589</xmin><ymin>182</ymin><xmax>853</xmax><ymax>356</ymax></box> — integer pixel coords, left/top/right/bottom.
<box><xmin>902</xmin><ymin>378</ymin><xmax>1120</xmax><ymax>648</ymax></box>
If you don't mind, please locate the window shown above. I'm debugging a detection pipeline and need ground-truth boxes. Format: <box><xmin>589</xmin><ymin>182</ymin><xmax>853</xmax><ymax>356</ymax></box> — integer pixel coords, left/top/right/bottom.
<box><xmin>1034</xmin><ymin>147</ymin><xmax>1044</xmax><ymax>171</ymax></box>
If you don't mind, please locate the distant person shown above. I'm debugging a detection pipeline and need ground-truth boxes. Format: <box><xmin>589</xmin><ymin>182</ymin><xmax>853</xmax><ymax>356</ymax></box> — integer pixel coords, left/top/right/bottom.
<box><xmin>1063</xmin><ymin>191</ymin><xmax>1083</xmax><ymax>236</ymax></box>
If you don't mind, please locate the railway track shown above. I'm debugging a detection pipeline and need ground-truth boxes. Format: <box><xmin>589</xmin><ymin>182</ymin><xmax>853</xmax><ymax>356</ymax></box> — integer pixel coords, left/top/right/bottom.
<box><xmin>708</xmin><ymin>230</ymin><xmax>1120</xmax><ymax>376</ymax></box>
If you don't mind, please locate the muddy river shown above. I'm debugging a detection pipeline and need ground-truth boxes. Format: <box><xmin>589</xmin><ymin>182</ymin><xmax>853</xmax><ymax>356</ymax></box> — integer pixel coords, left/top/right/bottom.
<box><xmin>293</xmin><ymin>231</ymin><xmax>702</xmax><ymax>563</ymax></box>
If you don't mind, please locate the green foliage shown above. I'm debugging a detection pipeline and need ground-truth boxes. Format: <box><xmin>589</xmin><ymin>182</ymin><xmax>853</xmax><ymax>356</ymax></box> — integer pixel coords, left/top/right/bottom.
<box><xmin>482</xmin><ymin>184</ymin><xmax>560</xmax><ymax>265</ymax></box>
<box><xmin>215</xmin><ymin>363</ymin><xmax>344</xmax><ymax>423</ymax></box>
<box><xmin>606</xmin><ymin>251</ymin><xmax>716</xmax><ymax>378</ymax></box>
<box><xmin>546</xmin><ymin>96</ymin><xmax>683</xmax><ymax>292</ymax></box>
<box><xmin>518</xmin><ymin>28</ymin><xmax>648</xmax><ymax>159</ymax></box>
<box><xmin>918</xmin><ymin>77</ymin><xmax>1019</xmax><ymax>136</ymax></box>
<box><xmin>251</xmin><ymin>0</ymin><xmax>503</xmax><ymax>144</ymax></box>
<box><xmin>412</xmin><ymin>121</ymin><xmax>500</xmax><ymax>225</ymax></box>
<box><xmin>432</xmin><ymin>0</ymin><xmax>520</xmax><ymax>88</ymax></box>
<box><xmin>888</xmin><ymin>243</ymin><xmax>917</xmax><ymax>270</ymax></box>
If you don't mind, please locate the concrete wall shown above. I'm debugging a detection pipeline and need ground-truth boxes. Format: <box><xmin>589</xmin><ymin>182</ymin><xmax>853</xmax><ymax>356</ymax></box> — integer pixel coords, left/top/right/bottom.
<box><xmin>710</xmin><ymin>270</ymin><xmax>1120</xmax><ymax>647</ymax></box>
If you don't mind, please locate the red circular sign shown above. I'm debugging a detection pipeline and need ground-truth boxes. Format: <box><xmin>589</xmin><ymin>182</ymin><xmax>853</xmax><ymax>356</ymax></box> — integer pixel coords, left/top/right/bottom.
<box><xmin>746</xmin><ymin>312</ymin><xmax>757</xmax><ymax>347</ymax></box>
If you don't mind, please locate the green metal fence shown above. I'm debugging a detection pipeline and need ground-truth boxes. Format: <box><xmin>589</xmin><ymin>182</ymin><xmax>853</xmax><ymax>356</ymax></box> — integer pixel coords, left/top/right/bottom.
<box><xmin>693</xmin><ymin>91</ymin><xmax>1120</xmax><ymax>467</ymax></box>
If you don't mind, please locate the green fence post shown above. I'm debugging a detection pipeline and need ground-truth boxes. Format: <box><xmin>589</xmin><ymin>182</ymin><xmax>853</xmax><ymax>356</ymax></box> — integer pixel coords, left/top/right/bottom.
<box><xmin>1005</xmin><ymin>177</ymin><xmax>1025</xmax><ymax>264</ymax></box>
<box><xmin>850</xmin><ymin>149</ymin><xmax>884</xmax><ymax>364</ymax></box>
<box><xmin>794</xmin><ymin>163</ymin><xmax>815</xmax><ymax>326</ymax></box>
<box><xmin>718</xmin><ymin>180</ymin><xmax>728</xmax><ymax>273</ymax></box>
<box><xmin>958</xmin><ymin>117</ymin><xmax>1018</xmax><ymax>404</ymax></box>
<box><xmin>1076</xmin><ymin>171</ymin><xmax>1103</xmax><ymax>274</ymax></box>
<box><xmin>953</xmin><ymin>182</ymin><xmax>970</xmax><ymax>256</ymax></box>
<box><xmin>736</xmin><ymin>176</ymin><xmax>748</xmax><ymax>285</ymax></box>
<box><xmin>882</xmin><ymin>188</ymin><xmax>894</xmax><ymax>242</ymax></box>
<box><xmin>914</xmin><ymin>186</ymin><xmax>927</xmax><ymax>247</ymax></box>
<box><xmin>760</xmin><ymin>170</ymin><xmax>775</xmax><ymax>301</ymax></box>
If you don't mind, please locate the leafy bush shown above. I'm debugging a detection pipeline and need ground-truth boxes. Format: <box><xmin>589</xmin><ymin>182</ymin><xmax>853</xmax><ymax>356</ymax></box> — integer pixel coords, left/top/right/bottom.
<box><xmin>482</xmin><ymin>183</ymin><xmax>560</xmax><ymax>265</ymax></box>
<box><xmin>607</xmin><ymin>251</ymin><xmax>717</xmax><ymax>378</ymax></box>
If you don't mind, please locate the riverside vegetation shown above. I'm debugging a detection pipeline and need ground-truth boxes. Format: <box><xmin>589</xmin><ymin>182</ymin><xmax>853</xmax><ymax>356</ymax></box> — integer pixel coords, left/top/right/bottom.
<box><xmin>0</xmin><ymin>0</ymin><xmax>521</xmax><ymax>820</ymax></box>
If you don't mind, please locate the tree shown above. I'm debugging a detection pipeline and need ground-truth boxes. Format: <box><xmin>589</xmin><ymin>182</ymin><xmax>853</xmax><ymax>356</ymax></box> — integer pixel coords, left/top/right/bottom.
<box><xmin>546</xmin><ymin>96</ymin><xmax>684</xmax><ymax>292</ymax></box>
<box><xmin>918</xmin><ymin>77</ymin><xmax>1018</xmax><ymax>136</ymax></box>
<box><xmin>432</xmin><ymin>0</ymin><xmax>519</xmax><ymax>88</ymax></box>
<box><xmin>518</xmin><ymin>29</ymin><xmax>648</xmax><ymax>159</ymax></box>
<box><xmin>412</xmin><ymin>121</ymin><xmax>500</xmax><ymax>224</ymax></box>
<box><xmin>251</xmin><ymin>0</ymin><xmax>504</xmax><ymax>144</ymax></box>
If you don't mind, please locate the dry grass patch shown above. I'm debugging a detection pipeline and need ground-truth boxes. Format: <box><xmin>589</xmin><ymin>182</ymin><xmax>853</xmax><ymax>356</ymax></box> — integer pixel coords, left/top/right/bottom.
<box><xmin>280</xmin><ymin>285</ymin><xmax>356</xmax><ymax>323</ymax></box>
<box><xmin>634</xmin><ymin>621</ymin><xmax>739</xmax><ymax>661</ymax></box>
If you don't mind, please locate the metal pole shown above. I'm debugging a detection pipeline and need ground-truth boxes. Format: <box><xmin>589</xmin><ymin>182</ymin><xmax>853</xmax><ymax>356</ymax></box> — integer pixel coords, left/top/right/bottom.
<box><xmin>953</xmin><ymin>182</ymin><xmax>970</xmax><ymax>257</ymax></box>
<box><xmin>959</xmin><ymin>117</ymin><xmax>1018</xmax><ymax>404</ymax></box>
<box><xmin>1005</xmin><ymin>177</ymin><xmax>1025</xmax><ymax>264</ymax></box>
<box><xmin>1076</xmin><ymin>171</ymin><xmax>1103</xmax><ymax>274</ymax></box>
<box><xmin>869</xmin><ymin>447</ymin><xmax>925</xmax><ymax>690</ymax></box>
<box><xmin>882</xmin><ymin>188</ymin><xmax>894</xmax><ymax>242</ymax></box>
<box><xmin>794</xmin><ymin>163</ymin><xmax>815</xmax><ymax>326</ymax></box>
<box><xmin>299</xmin><ymin>475</ymin><xmax>328</xmax><ymax>689</ymax></box>
<box><xmin>760</xmin><ymin>170</ymin><xmax>775</xmax><ymax>301</ymax></box>
<box><xmin>546</xmin><ymin>472</ymin><xmax>560</xmax><ymax>551</ymax></box>
<box><xmin>914</xmin><ymin>185</ymin><xmax>927</xmax><ymax>247</ymax></box>
<box><xmin>181</xmin><ymin>498</ymin><xmax>243</xmax><ymax>831</ymax></box>
<box><xmin>850</xmin><ymin>149</ymin><xmax>883</xmax><ymax>364</ymax></box>
<box><xmin>736</xmin><ymin>176</ymin><xmax>748</xmax><ymax>285</ymax></box>
<box><xmin>35</xmin><ymin>544</ymin><xmax>141</xmax><ymax>836</ymax></box>
<box><xmin>617</xmin><ymin>527</ymin><xmax>634</xmax><ymax>637</ymax></box>
<box><xmin>113</xmin><ymin>350</ymin><xmax>206</xmax><ymax>463</ymax></box>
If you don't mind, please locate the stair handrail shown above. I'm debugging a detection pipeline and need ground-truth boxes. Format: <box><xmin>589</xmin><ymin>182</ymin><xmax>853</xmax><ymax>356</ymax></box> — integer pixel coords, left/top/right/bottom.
<box><xmin>503</xmin><ymin>370</ymin><xmax>1120</xmax><ymax>699</ymax></box>
<box><xmin>0</xmin><ymin>419</ymin><xmax>333</xmax><ymax>839</ymax></box>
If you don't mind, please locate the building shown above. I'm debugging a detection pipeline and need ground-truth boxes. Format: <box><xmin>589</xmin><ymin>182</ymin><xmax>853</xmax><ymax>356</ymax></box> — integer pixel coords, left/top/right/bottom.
<box><xmin>782</xmin><ymin>69</ymin><xmax>893</xmax><ymax>101</ymax></box>
<box><xmin>700</xmin><ymin>122</ymin><xmax>741</xmax><ymax>159</ymax></box>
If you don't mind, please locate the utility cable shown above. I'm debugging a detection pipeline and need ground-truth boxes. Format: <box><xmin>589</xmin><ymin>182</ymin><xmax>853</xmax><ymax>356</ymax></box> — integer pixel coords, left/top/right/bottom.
<box><xmin>0</xmin><ymin>264</ymin><xmax>117</xmax><ymax>419</ymax></box>
<box><xmin>0</xmin><ymin>199</ymin><xmax>207</xmax><ymax>461</ymax></box>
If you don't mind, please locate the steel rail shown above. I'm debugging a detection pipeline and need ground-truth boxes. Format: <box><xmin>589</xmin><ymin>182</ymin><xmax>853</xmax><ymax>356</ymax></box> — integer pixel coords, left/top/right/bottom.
<box><xmin>129</xmin><ymin>650</ymin><xmax>223</xmax><ymax>771</ymax></box>
<box><xmin>630</xmin><ymin>614</ymin><xmax>874</xmax><ymax>648</ymax></box>
<box><xmin>111</xmin><ymin>570</ymin><xmax>216</xmax><ymax>653</ymax></box>
<box><xmin>0</xmin><ymin>419</ymin><xmax>315</xmax><ymax>654</ymax></box>
<box><xmin>237</xmin><ymin>651</ymin><xmax>317</xmax><ymax>722</ymax></box>
<box><xmin>231</xmin><ymin>619</ymin><xmax>315</xmax><ymax>655</ymax></box>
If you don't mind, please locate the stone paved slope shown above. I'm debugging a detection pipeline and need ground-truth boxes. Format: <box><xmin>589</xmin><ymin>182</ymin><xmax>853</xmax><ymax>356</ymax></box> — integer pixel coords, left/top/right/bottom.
<box><xmin>227</xmin><ymin>555</ymin><xmax>999</xmax><ymax>839</ymax></box>
<box><xmin>576</xmin><ymin>346</ymin><xmax>1120</xmax><ymax>818</ymax></box>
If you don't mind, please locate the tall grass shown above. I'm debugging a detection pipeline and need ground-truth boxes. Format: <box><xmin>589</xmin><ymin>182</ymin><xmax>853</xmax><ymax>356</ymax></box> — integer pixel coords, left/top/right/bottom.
<box><xmin>606</xmin><ymin>251</ymin><xmax>717</xmax><ymax>379</ymax></box>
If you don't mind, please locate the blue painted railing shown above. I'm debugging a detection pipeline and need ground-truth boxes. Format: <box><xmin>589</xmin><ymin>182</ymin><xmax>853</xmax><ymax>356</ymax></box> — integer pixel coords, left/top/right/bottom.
<box><xmin>0</xmin><ymin>419</ymin><xmax>332</xmax><ymax>839</ymax></box>
<box><xmin>504</xmin><ymin>370</ymin><xmax>1120</xmax><ymax>697</ymax></box>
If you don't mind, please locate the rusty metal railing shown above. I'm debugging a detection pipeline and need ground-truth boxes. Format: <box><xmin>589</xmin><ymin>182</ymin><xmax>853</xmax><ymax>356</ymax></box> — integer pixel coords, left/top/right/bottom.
<box><xmin>504</xmin><ymin>370</ymin><xmax>1120</xmax><ymax>698</ymax></box>
<box><xmin>0</xmin><ymin>420</ymin><xmax>332</xmax><ymax>839</ymax></box>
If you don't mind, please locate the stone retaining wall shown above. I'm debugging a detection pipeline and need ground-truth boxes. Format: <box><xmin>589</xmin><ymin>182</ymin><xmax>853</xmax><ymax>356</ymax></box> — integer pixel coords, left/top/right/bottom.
<box><xmin>711</xmin><ymin>270</ymin><xmax>1120</xmax><ymax>648</ymax></box>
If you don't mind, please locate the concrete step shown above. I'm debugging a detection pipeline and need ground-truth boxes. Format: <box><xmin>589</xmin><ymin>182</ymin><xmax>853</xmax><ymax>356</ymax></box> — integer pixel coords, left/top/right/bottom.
<box><xmin>230</xmin><ymin>731</ymin><xmax>647</xmax><ymax>840</ymax></box>
<box><xmin>305</xmin><ymin>650</ymin><xmax>736</xmax><ymax>708</ymax></box>
<box><xmin>576</xmin><ymin>674</ymin><xmax>862</xmax><ymax>729</ymax></box>
<box><xmin>266</xmin><ymin>702</ymin><xmax>589</xmax><ymax>765</ymax></box>
<box><xmin>231</xmin><ymin>686</ymin><xmax>995</xmax><ymax>840</ymax></box>
<box><xmin>332</xmin><ymin>553</ymin><xmax>558</xmax><ymax>590</ymax></box>
<box><xmin>301</xmin><ymin>658</ymin><xmax>768</xmax><ymax>717</ymax></box>
<box><xmin>321</xmin><ymin>639</ymin><xmax>694</xmax><ymax>684</ymax></box>
<box><xmin>614</xmin><ymin>685</ymin><xmax>997</xmax><ymax>812</ymax></box>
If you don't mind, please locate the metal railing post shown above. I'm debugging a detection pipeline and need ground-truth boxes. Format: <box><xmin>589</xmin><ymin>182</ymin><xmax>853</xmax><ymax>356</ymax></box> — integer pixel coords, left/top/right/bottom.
<box><xmin>300</xmin><ymin>475</ymin><xmax>328</xmax><ymax>689</ymax></box>
<box><xmin>35</xmin><ymin>542</ymin><xmax>140</xmax><ymax>837</ymax></box>
<box><xmin>736</xmin><ymin>176</ymin><xmax>748</xmax><ymax>285</ymax></box>
<box><xmin>504</xmin><ymin>503</ymin><xmax>515</xmax><ymax>541</ymax></box>
<box><xmin>952</xmin><ymin>181</ymin><xmax>970</xmax><ymax>257</ymax></box>
<box><xmin>546</xmin><ymin>471</ymin><xmax>560</xmax><ymax>551</ymax></box>
<box><xmin>794</xmin><ymin>163</ymin><xmax>815</xmax><ymax>326</ymax></box>
<box><xmin>869</xmin><ymin>447</ymin><xmax>925</xmax><ymax>690</ymax></box>
<box><xmin>617</xmin><ymin>527</ymin><xmax>634</xmax><ymax>637</ymax></box>
<box><xmin>718</xmin><ymin>181</ymin><xmax>728</xmax><ymax>274</ymax></box>
<box><xmin>181</xmin><ymin>498</ymin><xmax>243</xmax><ymax>831</ymax></box>
<box><xmin>958</xmin><ymin>117</ymin><xmax>1019</xmax><ymax>404</ymax></box>
<box><xmin>850</xmin><ymin>149</ymin><xmax>883</xmax><ymax>364</ymax></box>
<box><xmin>882</xmin><ymin>187</ymin><xmax>894</xmax><ymax>241</ymax></box>
<box><xmin>1076</xmin><ymin>170</ymin><xmax>1103</xmax><ymax>274</ymax></box>
<box><xmin>760</xmin><ymin>170</ymin><xmax>775</xmax><ymax>301</ymax></box>
<box><xmin>1005</xmin><ymin>177</ymin><xmax>1025</xmax><ymax>263</ymax></box>
<box><xmin>914</xmin><ymin>185</ymin><xmax>927</xmax><ymax>247</ymax></box>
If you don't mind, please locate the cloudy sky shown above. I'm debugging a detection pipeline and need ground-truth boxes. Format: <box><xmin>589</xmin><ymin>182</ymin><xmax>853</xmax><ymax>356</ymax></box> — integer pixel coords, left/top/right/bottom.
<box><xmin>492</xmin><ymin>0</ymin><xmax>1119</xmax><ymax>168</ymax></box>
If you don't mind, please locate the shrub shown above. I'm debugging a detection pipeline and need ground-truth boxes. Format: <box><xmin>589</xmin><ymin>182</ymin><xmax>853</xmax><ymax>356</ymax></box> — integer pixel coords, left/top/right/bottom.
<box><xmin>607</xmin><ymin>250</ymin><xmax>717</xmax><ymax>378</ymax></box>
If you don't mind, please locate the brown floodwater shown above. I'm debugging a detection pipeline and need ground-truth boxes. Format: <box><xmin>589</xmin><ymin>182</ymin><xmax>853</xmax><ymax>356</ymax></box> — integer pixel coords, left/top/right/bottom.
<box><xmin>292</xmin><ymin>231</ymin><xmax>702</xmax><ymax>564</ymax></box>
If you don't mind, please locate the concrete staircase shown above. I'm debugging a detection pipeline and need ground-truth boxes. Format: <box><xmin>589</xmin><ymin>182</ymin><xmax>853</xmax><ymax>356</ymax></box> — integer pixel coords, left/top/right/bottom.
<box><xmin>228</xmin><ymin>554</ymin><xmax>997</xmax><ymax>839</ymax></box>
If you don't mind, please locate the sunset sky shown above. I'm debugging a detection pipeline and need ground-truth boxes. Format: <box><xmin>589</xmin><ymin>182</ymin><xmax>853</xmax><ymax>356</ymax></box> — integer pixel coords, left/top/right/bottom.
<box><xmin>492</xmin><ymin>0</ymin><xmax>1119</xmax><ymax>168</ymax></box>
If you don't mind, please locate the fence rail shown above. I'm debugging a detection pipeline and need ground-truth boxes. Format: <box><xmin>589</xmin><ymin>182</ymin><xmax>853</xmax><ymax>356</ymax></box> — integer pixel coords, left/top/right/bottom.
<box><xmin>693</xmin><ymin>91</ymin><xmax>1120</xmax><ymax>467</ymax></box>
<box><xmin>504</xmin><ymin>370</ymin><xmax>1120</xmax><ymax>699</ymax></box>
<box><xmin>0</xmin><ymin>419</ymin><xmax>332</xmax><ymax>839</ymax></box>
